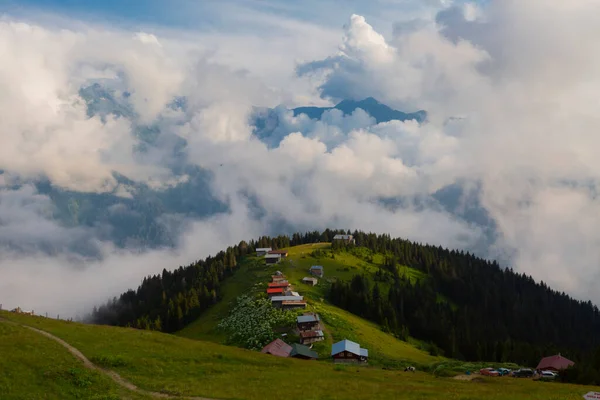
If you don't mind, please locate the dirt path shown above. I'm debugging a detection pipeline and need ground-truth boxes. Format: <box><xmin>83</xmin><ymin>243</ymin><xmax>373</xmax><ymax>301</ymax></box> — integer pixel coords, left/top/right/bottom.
<box><xmin>1</xmin><ymin>318</ymin><xmax>216</xmax><ymax>400</ymax></box>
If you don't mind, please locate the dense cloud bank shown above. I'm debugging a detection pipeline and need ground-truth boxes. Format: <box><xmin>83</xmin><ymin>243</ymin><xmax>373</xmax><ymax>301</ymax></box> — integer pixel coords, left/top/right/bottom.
<box><xmin>2</xmin><ymin>1</ymin><xmax>600</xmax><ymax>316</ymax></box>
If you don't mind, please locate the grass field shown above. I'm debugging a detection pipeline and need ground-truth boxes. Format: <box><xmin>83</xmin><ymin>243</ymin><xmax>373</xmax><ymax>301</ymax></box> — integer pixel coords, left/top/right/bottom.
<box><xmin>0</xmin><ymin>319</ymin><xmax>150</xmax><ymax>400</ymax></box>
<box><xmin>2</xmin><ymin>311</ymin><xmax>600</xmax><ymax>400</ymax></box>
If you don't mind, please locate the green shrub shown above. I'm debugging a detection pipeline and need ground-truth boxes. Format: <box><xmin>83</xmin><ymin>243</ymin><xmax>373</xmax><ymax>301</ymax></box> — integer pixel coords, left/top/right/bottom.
<box><xmin>218</xmin><ymin>295</ymin><xmax>297</xmax><ymax>350</ymax></box>
<box><xmin>65</xmin><ymin>368</ymin><xmax>93</xmax><ymax>388</ymax></box>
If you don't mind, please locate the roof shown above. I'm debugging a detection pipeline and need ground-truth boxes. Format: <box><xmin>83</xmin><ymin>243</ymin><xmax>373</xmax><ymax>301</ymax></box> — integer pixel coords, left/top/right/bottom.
<box><xmin>300</xmin><ymin>330</ymin><xmax>324</xmax><ymax>338</ymax></box>
<box><xmin>290</xmin><ymin>343</ymin><xmax>318</xmax><ymax>359</ymax></box>
<box><xmin>536</xmin><ymin>354</ymin><xmax>575</xmax><ymax>371</ymax></box>
<box><xmin>333</xmin><ymin>234</ymin><xmax>353</xmax><ymax>240</ymax></box>
<box><xmin>265</xmin><ymin>254</ymin><xmax>282</xmax><ymax>259</ymax></box>
<box><xmin>281</xmin><ymin>300</ymin><xmax>307</xmax><ymax>305</ymax></box>
<box><xmin>302</xmin><ymin>276</ymin><xmax>317</xmax><ymax>281</ymax></box>
<box><xmin>271</xmin><ymin>295</ymin><xmax>303</xmax><ymax>302</ymax></box>
<box><xmin>256</xmin><ymin>247</ymin><xmax>272</xmax><ymax>251</ymax></box>
<box><xmin>274</xmin><ymin>271</ymin><xmax>283</xmax><ymax>276</ymax></box>
<box><xmin>310</xmin><ymin>265</ymin><xmax>323</xmax><ymax>270</ymax></box>
<box><xmin>289</xmin><ymin>291</ymin><xmax>300</xmax><ymax>297</ymax></box>
<box><xmin>268</xmin><ymin>250</ymin><xmax>288</xmax><ymax>255</ymax></box>
<box><xmin>331</xmin><ymin>339</ymin><xmax>362</xmax><ymax>357</ymax></box>
<box><xmin>297</xmin><ymin>314</ymin><xmax>320</xmax><ymax>324</ymax></box>
<box><xmin>268</xmin><ymin>282</ymin><xmax>289</xmax><ymax>287</ymax></box>
<box><xmin>266</xmin><ymin>288</ymin><xmax>284</xmax><ymax>294</ymax></box>
<box><xmin>360</xmin><ymin>348</ymin><xmax>369</xmax><ymax>357</ymax></box>
<box><xmin>261</xmin><ymin>339</ymin><xmax>292</xmax><ymax>357</ymax></box>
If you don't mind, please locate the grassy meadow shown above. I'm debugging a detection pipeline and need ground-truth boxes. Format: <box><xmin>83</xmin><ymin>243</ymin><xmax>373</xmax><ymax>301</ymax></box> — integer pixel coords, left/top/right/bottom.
<box><xmin>0</xmin><ymin>319</ymin><xmax>150</xmax><ymax>400</ymax></box>
<box><xmin>3</xmin><ymin>311</ymin><xmax>600</xmax><ymax>400</ymax></box>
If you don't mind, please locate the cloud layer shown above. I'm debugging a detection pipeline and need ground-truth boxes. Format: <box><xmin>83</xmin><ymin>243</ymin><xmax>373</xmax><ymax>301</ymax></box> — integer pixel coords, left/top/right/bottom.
<box><xmin>2</xmin><ymin>0</ymin><xmax>600</xmax><ymax>315</ymax></box>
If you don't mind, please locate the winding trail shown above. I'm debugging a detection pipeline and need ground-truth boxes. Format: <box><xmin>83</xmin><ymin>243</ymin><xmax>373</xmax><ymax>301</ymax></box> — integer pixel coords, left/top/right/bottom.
<box><xmin>1</xmin><ymin>318</ymin><xmax>217</xmax><ymax>400</ymax></box>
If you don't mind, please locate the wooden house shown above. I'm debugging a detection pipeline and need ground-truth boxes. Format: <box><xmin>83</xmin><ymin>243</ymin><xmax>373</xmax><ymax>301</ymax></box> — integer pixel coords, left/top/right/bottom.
<box><xmin>309</xmin><ymin>265</ymin><xmax>324</xmax><ymax>278</ymax></box>
<box><xmin>331</xmin><ymin>339</ymin><xmax>368</xmax><ymax>364</ymax></box>
<box><xmin>333</xmin><ymin>234</ymin><xmax>355</xmax><ymax>245</ymax></box>
<box><xmin>256</xmin><ymin>247</ymin><xmax>272</xmax><ymax>256</ymax></box>
<box><xmin>268</xmin><ymin>250</ymin><xmax>289</xmax><ymax>258</ymax></box>
<box><xmin>281</xmin><ymin>300</ymin><xmax>307</xmax><ymax>310</ymax></box>
<box><xmin>297</xmin><ymin>313</ymin><xmax>321</xmax><ymax>332</ymax></box>
<box><xmin>261</xmin><ymin>339</ymin><xmax>292</xmax><ymax>357</ymax></box>
<box><xmin>536</xmin><ymin>354</ymin><xmax>575</xmax><ymax>372</ymax></box>
<box><xmin>271</xmin><ymin>295</ymin><xmax>304</xmax><ymax>308</ymax></box>
<box><xmin>265</xmin><ymin>254</ymin><xmax>282</xmax><ymax>265</ymax></box>
<box><xmin>268</xmin><ymin>281</ymin><xmax>290</xmax><ymax>289</ymax></box>
<box><xmin>300</xmin><ymin>330</ymin><xmax>325</xmax><ymax>345</ymax></box>
<box><xmin>266</xmin><ymin>287</ymin><xmax>285</xmax><ymax>297</ymax></box>
<box><xmin>302</xmin><ymin>277</ymin><xmax>318</xmax><ymax>286</ymax></box>
<box><xmin>289</xmin><ymin>343</ymin><xmax>318</xmax><ymax>360</ymax></box>
<box><xmin>272</xmin><ymin>275</ymin><xmax>287</xmax><ymax>283</ymax></box>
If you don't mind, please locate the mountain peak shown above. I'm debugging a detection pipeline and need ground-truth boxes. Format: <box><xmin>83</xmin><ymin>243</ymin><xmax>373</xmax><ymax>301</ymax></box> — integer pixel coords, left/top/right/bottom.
<box><xmin>335</xmin><ymin>97</ymin><xmax>380</xmax><ymax>108</ymax></box>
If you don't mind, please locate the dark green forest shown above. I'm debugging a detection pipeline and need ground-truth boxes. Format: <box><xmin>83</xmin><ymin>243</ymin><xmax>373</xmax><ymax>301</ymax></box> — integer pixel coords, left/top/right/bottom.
<box><xmin>91</xmin><ymin>229</ymin><xmax>600</xmax><ymax>383</ymax></box>
<box><xmin>327</xmin><ymin>231</ymin><xmax>600</xmax><ymax>383</ymax></box>
<box><xmin>90</xmin><ymin>234</ymin><xmax>297</xmax><ymax>331</ymax></box>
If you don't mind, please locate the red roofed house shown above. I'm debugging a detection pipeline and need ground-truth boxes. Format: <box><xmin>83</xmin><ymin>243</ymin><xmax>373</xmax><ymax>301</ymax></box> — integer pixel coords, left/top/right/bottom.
<box><xmin>266</xmin><ymin>287</ymin><xmax>285</xmax><ymax>297</ymax></box>
<box><xmin>261</xmin><ymin>338</ymin><xmax>292</xmax><ymax>357</ymax></box>
<box><xmin>536</xmin><ymin>353</ymin><xmax>575</xmax><ymax>372</ymax></box>
<box><xmin>268</xmin><ymin>282</ymin><xmax>289</xmax><ymax>289</ymax></box>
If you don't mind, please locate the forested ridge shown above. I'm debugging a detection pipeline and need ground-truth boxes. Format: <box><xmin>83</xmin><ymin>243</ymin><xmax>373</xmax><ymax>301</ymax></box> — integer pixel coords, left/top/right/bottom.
<box><xmin>91</xmin><ymin>234</ymin><xmax>301</xmax><ymax>331</ymax></box>
<box><xmin>91</xmin><ymin>229</ymin><xmax>600</xmax><ymax>381</ymax></box>
<box><xmin>327</xmin><ymin>231</ymin><xmax>600</xmax><ymax>380</ymax></box>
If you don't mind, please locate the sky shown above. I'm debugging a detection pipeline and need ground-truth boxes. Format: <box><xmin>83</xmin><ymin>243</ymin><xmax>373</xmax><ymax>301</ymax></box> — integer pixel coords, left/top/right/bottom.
<box><xmin>2</xmin><ymin>0</ymin><xmax>600</xmax><ymax>317</ymax></box>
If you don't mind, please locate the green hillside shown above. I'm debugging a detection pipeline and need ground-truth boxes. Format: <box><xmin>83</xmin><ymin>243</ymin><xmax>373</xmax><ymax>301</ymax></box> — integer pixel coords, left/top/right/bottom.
<box><xmin>2</xmin><ymin>311</ymin><xmax>599</xmax><ymax>400</ymax></box>
<box><xmin>0</xmin><ymin>318</ymin><xmax>150</xmax><ymax>400</ymax></box>
<box><xmin>177</xmin><ymin>243</ymin><xmax>437</xmax><ymax>366</ymax></box>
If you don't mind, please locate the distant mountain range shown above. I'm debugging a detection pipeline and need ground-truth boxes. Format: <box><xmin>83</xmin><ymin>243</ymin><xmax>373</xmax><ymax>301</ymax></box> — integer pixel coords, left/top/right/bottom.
<box><xmin>251</xmin><ymin>97</ymin><xmax>426</xmax><ymax>148</ymax></box>
<box><xmin>292</xmin><ymin>97</ymin><xmax>427</xmax><ymax>124</ymax></box>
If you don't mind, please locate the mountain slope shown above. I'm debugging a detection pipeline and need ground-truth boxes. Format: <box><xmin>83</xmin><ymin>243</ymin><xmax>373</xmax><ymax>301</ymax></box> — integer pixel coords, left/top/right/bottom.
<box><xmin>176</xmin><ymin>243</ymin><xmax>438</xmax><ymax>366</ymax></box>
<box><xmin>3</xmin><ymin>311</ymin><xmax>599</xmax><ymax>400</ymax></box>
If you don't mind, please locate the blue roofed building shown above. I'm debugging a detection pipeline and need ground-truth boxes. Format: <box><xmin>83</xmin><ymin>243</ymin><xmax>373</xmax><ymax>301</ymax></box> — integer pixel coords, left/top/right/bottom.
<box><xmin>309</xmin><ymin>265</ymin><xmax>324</xmax><ymax>277</ymax></box>
<box><xmin>331</xmin><ymin>339</ymin><xmax>368</xmax><ymax>363</ymax></box>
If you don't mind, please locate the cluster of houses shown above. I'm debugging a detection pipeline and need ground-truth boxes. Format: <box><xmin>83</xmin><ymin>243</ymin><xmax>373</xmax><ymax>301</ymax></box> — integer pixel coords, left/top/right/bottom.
<box><xmin>267</xmin><ymin>271</ymin><xmax>307</xmax><ymax>310</ymax></box>
<box><xmin>261</xmin><ymin>263</ymin><xmax>369</xmax><ymax>364</ymax></box>
<box><xmin>262</xmin><ymin>333</ymin><xmax>369</xmax><ymax>364</ymax></box>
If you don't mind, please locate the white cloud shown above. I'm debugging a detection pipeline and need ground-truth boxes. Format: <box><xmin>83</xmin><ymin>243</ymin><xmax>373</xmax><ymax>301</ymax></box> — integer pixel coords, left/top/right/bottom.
<box><xmin>297</xmin><ymin>2</ymin><xmax>600</xmax><ymax>304</ymax></box>
<box><xmin>4</xmin><ymin>0</ymin><xmax>600</xmax><ymax>316</ymax></box>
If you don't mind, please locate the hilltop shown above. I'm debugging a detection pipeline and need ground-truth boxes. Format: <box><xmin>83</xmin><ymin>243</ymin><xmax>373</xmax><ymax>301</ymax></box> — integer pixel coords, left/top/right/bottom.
<box><xmin>92</xmin><ymin>230</ymin><xmax>600</xmax><ymax>368</ymax></box>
